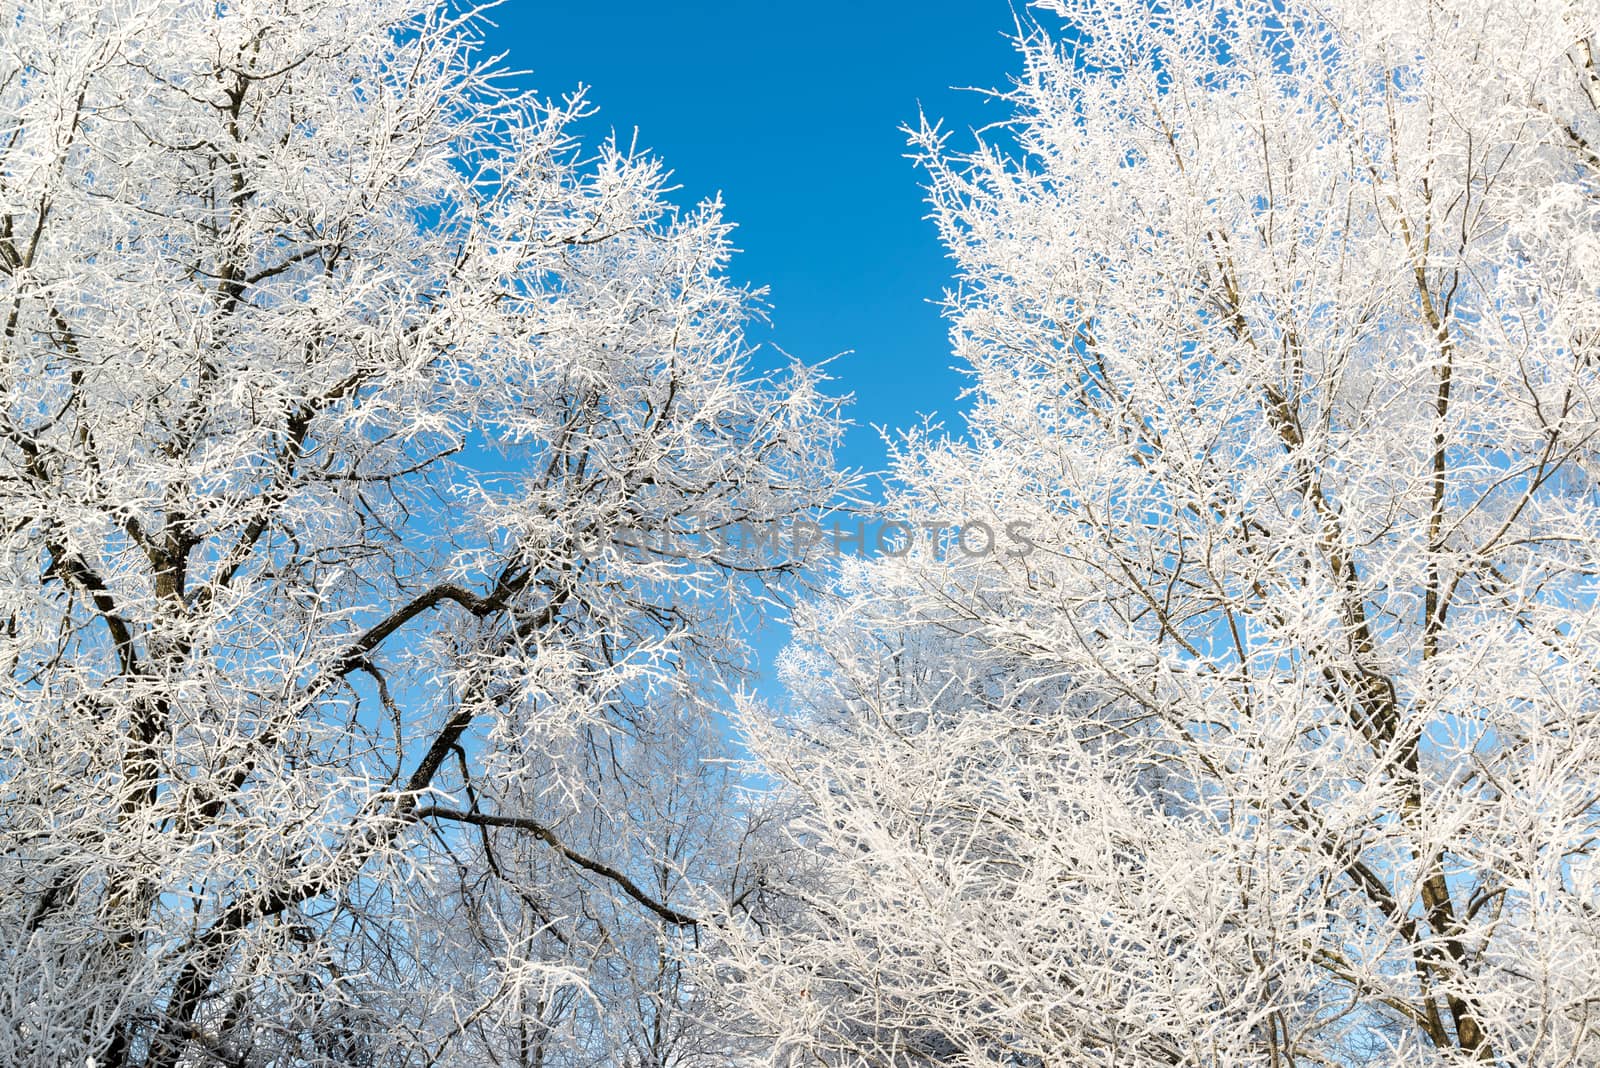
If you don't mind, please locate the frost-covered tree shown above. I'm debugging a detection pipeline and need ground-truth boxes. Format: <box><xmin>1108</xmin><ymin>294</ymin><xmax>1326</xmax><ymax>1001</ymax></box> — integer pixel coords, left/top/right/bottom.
<box><xmin>0</xmin><ymin>2</ymin><xmax>843</xmax><ymax>1065</ymax></box>
<box><xmin>717</xmin><ymin>0</ymin><xmax>1600</xmax><ymax>1064</ymax></box>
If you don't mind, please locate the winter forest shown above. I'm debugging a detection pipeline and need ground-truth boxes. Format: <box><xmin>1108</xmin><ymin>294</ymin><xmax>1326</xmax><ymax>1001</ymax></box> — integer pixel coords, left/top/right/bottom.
<box><xmin>3</xmin><ymin>0</ymin><xmax>1600</xmax><ymax>1064</ymax></box>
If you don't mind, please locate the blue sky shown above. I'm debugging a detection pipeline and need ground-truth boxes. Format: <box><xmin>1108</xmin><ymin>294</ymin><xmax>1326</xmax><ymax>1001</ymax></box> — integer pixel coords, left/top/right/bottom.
<box><xmin>488</xmin><ymin>0</ymin><xmax>1031</xmax><ymax>478</ymax></box>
